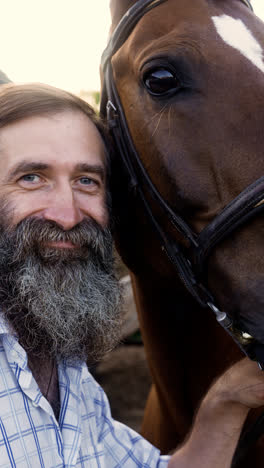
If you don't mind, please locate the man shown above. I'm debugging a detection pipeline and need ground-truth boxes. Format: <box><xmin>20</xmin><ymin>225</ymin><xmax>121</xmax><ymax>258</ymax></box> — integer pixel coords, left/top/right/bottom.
<box><xmin>0</xmin><ymin>82</ymin><xmax>263</xmax><ymax>468</ymax></box>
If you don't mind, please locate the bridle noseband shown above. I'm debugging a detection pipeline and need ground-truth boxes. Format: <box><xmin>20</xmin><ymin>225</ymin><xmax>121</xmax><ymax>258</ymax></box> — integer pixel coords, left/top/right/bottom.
<box><xmin>101</xmin><ymin>0</ymin><xmax>263</xmax><ymax>369</ymax></box>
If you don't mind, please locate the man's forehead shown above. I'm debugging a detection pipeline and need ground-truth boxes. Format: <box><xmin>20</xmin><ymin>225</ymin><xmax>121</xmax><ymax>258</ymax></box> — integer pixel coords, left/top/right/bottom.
<box><xmin>0</xmin><ymin>111</ymin><xmax>106</xmax><ymax>171</ymax></box>
<box><xmin>0</xmin><ymin>110</ymin><xmax>102</xmax><ymax>139</ymax></box>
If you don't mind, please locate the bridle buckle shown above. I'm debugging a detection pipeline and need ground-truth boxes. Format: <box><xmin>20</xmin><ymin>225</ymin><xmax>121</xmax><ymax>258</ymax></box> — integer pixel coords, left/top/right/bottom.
<box><xmin>207</xmin><ymin>302</ymin><xmax>233</xmax><ymax>328</ymax></box>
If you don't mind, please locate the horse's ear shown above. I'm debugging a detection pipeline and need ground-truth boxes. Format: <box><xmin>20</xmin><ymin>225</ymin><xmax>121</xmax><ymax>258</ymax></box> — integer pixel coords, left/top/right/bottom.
<box><xmin>0</xmin><ymin>70</ymin><xmax>11</xmax><ymax>84</ymax></box>
<box><xmin>110</xmin><ymin>0</ymin><xmax>137</xmax><ymax>30</ymax></box>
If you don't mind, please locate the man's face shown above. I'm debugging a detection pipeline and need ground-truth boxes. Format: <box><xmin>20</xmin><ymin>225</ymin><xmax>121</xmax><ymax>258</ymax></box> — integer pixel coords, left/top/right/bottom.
<box><xmin>0</xmin><ymin>110</ymin><xmax>122</xmax><ymax>363</ymax></box>
<box><xmin>0</xmin><ymin>110</ymin><xmax>107</xmax><ymax>232</ymax></box>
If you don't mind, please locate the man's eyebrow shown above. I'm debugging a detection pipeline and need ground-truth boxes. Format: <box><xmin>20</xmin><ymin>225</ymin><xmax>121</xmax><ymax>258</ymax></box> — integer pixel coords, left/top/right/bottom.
<box><xmin>6</xmin><ymin>161</ymin><xmax>106</xmax><ymax>181</ymax></box>
<box><xmin>75</xmin><ymin>163</ymin><xmax>105</xmax><ymax>180</ymax></box>
<box><xmin>7</xmin><ymin>161</ymin><xmax>50</xmax><ymax>180</ymax></box>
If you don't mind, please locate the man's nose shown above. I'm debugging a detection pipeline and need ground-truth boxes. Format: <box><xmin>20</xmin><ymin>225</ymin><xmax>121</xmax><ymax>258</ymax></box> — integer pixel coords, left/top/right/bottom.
<box><xmin>42</xmin><ymin>186</ymin><xmax>84</xmax><ymax>230</ymax></box>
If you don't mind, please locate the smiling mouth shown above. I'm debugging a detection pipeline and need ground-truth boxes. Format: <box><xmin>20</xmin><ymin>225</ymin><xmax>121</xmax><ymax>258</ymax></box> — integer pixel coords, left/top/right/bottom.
<box><xmin>45</xmin><ymin>241</ymin><xmax>77</xmax><ymax>249</ymax></box>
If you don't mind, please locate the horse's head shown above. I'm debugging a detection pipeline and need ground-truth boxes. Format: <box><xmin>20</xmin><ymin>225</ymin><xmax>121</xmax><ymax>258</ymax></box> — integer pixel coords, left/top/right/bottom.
<box><xmin>105</xmin><ymin>0</ymin><xmax>264</xmax><ymax>344</ymax></box>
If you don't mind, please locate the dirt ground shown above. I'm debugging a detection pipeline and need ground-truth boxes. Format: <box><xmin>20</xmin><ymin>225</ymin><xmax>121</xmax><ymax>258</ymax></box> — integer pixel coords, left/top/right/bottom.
<box><xmin>95</xmin><ymin>343</ymin><xmax>152</xmax><ymax>432</ymax></box>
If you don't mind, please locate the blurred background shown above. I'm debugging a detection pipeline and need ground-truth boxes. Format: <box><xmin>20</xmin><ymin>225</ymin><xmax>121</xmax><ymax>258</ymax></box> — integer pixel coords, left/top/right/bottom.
<box><xmin>0</xmin><ymin>0</ymin><xmax>263</xmax><ymax>104</ymax></box>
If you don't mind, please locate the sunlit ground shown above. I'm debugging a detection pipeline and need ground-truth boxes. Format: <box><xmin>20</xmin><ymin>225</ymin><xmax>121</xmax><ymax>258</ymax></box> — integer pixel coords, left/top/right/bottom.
<box><xmin>0</xmin><ymin>0</ymin><xmax>263</xmax><ymax>95</ymax></box>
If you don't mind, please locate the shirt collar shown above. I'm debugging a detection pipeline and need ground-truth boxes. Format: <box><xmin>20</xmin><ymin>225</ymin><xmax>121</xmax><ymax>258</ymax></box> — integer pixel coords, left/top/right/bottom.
<box><xmin>0</xmin><ymin>313</ymin><xmax>14</xmax><ymax>336</ymax></box>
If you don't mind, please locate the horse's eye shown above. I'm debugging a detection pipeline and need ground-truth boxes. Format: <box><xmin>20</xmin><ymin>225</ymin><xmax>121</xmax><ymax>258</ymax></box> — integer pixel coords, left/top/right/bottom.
<box><xmin>143</xmin><ymin>68</ymin><xmax>180</xmax><ymax>96</ymax></box>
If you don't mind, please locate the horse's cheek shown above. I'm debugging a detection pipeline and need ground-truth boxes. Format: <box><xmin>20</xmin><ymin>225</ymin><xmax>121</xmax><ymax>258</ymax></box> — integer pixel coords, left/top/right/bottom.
<box><xmin>206</xmin><ymin>219</ymin><xmax>264</xmax><ymax>343</ymax></box>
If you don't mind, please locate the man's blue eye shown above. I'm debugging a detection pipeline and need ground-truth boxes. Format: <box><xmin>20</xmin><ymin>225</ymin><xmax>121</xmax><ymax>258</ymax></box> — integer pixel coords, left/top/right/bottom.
<box><xmin>22</xmin><ymin>174</ymin><xmax>40</xmax><ymax>182</ymax></box>
<box><xmin>80</xmin><ymin>177</ymin><xmax>93</xmax><ymax>185</ymax></box>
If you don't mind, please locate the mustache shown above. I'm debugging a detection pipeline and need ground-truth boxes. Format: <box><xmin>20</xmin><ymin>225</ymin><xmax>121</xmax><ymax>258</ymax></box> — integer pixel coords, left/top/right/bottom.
<box><xmin>2</xmin><ymin>216</ymin><xmax>113</xmax><ymax>265</ymax></box>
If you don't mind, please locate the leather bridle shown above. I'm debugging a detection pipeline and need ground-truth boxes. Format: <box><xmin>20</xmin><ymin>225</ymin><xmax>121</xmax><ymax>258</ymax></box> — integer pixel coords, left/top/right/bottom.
<box><xmin>100</xmin><ymin>0</ymin><xmax>264</xmax><ymax>366</ymax></box>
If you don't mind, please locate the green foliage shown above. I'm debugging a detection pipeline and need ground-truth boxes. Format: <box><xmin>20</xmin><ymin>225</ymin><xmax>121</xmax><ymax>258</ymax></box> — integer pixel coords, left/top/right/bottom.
<box><xmin>93</xmin><ymin>91</ymin><xmax>100</xmax><ymax>106</ymax></box>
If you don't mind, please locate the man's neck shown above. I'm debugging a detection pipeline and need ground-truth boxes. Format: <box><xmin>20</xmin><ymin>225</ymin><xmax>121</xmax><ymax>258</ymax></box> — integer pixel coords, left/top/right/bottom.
<box><xmin>28</xmin><ymin>355</ymin><xmax>60</xmax><ymax>419</ymax></box>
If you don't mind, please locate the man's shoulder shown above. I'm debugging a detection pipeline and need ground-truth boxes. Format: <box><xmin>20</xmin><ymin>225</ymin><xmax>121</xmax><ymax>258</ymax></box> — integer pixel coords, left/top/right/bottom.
<box><xmin>82</xmin><ymin>365</ymin><xmax>105</xmax><ymax>396</ymax></box>
<box><xmin>79</xmin><ymin>364</ymin><xmax>111</xmax><ymax>415</ymax></box>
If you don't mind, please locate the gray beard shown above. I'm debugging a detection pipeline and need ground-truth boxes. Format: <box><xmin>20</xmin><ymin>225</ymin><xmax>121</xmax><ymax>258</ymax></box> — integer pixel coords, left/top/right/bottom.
<box><xmin>0</xmin><ymin>217</ymin><xmax>123</xmax><ymax>364</ymax></box>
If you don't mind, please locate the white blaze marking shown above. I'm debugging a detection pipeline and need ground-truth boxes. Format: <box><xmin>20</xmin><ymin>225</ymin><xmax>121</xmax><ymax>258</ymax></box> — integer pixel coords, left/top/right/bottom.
<box><xmin>212</xmin><ymin>14</ymin><xmax>264</xmax><ymax>74</ymax></box>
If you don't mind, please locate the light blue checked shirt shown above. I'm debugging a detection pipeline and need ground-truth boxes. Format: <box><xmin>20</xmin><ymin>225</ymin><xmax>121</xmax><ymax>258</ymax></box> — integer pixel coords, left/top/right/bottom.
<box><xmin>0</xmin><ymin>316</ymin><xmax>170</xmax><ymax>467</ymax></box>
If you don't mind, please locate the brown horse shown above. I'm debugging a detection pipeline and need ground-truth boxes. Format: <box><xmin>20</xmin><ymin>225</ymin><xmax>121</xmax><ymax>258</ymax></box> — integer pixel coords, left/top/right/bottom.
<box><xmin>101</xmin><ymin>0</ymin><xmax>264</xmax><ymax>465</ymax></box>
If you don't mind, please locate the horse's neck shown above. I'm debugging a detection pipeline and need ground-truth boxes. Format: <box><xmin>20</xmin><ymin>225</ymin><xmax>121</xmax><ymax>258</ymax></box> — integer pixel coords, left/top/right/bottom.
<box><xmin>131</xmin><ymin>270</ymin><xmax>243</xmax><ymax>406</ymax></box>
